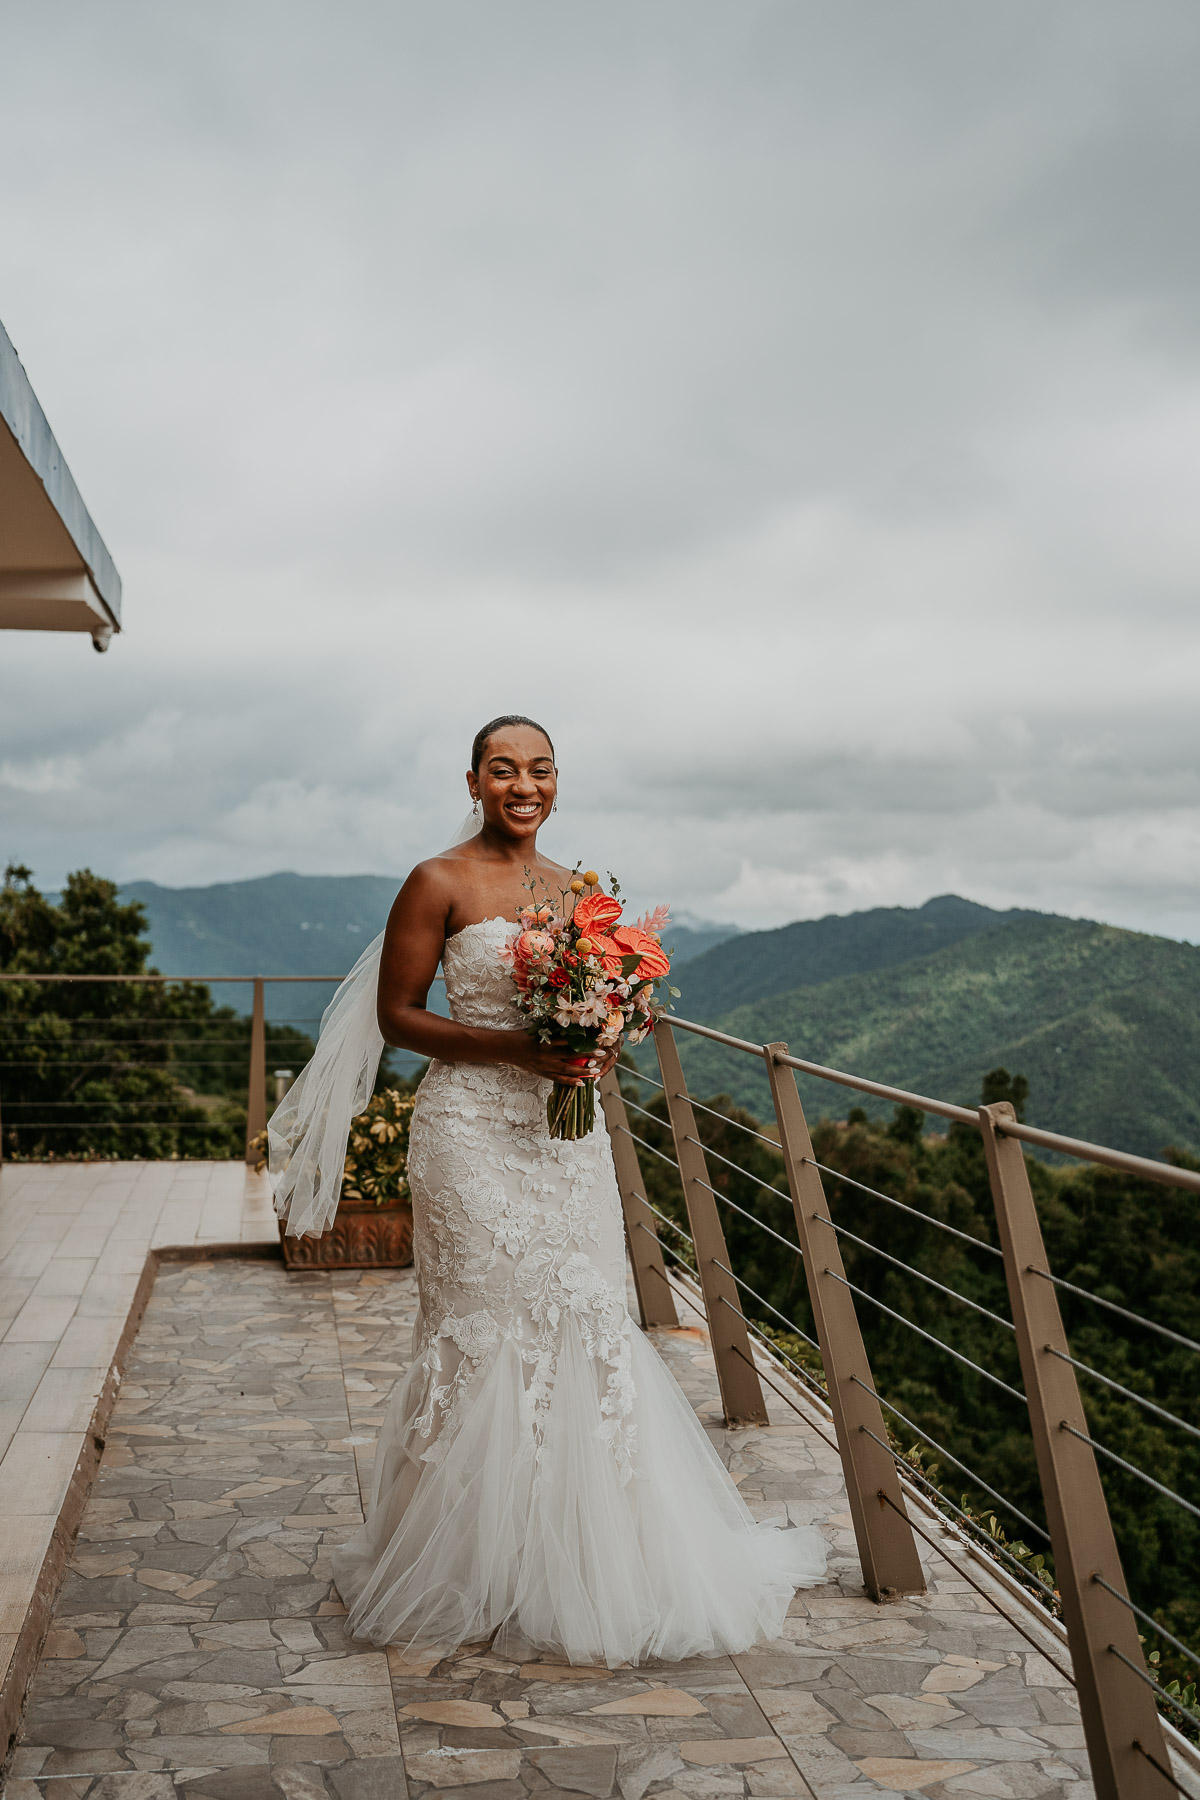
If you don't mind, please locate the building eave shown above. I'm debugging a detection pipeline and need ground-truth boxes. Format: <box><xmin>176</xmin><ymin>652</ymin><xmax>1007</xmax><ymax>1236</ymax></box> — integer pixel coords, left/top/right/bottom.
<box><xmin>0</xmin><ymin>318</ymin><xmax>122</xmax><ymax>646</ymax></box>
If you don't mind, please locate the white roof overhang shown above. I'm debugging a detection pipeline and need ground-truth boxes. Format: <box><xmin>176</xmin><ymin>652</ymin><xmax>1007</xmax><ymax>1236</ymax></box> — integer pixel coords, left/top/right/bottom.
<box><xmin>0</xmin><ymin>320</ymin><xmax>122</xmax><ymax>651</ymax></box>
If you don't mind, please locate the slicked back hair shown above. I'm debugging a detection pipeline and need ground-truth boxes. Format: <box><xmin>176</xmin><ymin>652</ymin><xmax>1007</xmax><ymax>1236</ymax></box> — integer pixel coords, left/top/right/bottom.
<box><xmin>470</xmin><ymin>715</ymin><xmax>555</xmax><ymax>774</ymax></box>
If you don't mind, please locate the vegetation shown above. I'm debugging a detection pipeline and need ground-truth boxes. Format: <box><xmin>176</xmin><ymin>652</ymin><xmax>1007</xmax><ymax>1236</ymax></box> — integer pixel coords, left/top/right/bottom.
<box><xmin>675</xmin><ymin>893</ymin><xmax>1039</xmax><ymax>1018</ymax></box>
<box><xmin>623</xmin><ymin>1064</ymin><xmax>1200</xmax><ymax>1700</ymax></box>
<box><xmin>665</xmin><ymin>912</ymin><xmax>1200</xmax><ymax>1159</ymax></box>
<box><xmin>0</xmin><ymin>865</ymin><xmax>315</xmax><ymax>1159</ymax></box>
<box><xmin>341</xmin><ymin>1087</ymin><xmax>415</xmax><ymax>1205</ymax></box>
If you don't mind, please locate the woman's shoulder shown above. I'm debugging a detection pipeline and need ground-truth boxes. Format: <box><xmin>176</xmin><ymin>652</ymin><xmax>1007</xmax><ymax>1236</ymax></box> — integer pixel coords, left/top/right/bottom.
<box><xmin>400</xmin><ymin>853</ymin><xmax>463</xmax><ymax>895</ymax></box>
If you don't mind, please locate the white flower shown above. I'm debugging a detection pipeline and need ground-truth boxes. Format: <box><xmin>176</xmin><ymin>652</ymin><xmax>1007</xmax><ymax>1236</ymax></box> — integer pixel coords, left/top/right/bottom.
<box><xmin>576</xmin><ymin>991</ymin><xmax>610</xmax><ymax>1029</ymax></box>
<box><xmin>554</xmin><ymin>996</ymin><xmax>581</xmax><ymax>1028</ymax></box>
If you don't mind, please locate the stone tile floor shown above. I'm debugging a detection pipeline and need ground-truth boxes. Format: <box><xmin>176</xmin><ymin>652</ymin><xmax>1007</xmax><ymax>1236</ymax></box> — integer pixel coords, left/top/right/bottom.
<box><xmin>8</xmin><ymin>1259</ymin><xmax>1102</xmax><ymax>1800</ymax></box>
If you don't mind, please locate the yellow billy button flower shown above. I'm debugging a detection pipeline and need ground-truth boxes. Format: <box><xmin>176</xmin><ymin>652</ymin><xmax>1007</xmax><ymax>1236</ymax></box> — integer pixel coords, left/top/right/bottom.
<box><xmin>576</xmin><ymin>937</ymin><xmax>593</xmax><ymax>954</ymax></box>
<box><xmin>569</xmin><ymin>878</ymin><xmax>586</xmax><ymax>894</ymax></box>
<box><xmin>583</xmin><ymin>869</ymin><xmax>599</xmax><ymax>886</ymax></box>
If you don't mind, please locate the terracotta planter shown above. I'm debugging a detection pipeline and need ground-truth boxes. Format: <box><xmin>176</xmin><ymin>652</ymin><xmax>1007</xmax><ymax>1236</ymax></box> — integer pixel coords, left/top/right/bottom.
<box><xmin>279</xmin><ymin>1193</ymin><xmax>414</xmax><ymax>1270</ymax></box>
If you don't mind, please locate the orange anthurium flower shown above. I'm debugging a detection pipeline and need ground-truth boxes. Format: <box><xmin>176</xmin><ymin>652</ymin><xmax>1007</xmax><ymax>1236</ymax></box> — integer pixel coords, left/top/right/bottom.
<box><xmin>612</xmin><ymin>926</ymin><xmax>671</xmax><ymax>981</ymax></box>
<box><xmin>573</xmin><ymin>893</ymin><xmax>622</xmax><ymax>936</ymax></box>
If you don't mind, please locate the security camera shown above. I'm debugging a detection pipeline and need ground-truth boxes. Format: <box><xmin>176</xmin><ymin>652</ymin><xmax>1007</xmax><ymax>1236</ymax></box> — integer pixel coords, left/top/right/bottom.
<box><xmin>91</xmin><ymin>623</ymin><xmax>114</xmax><ymax>653</ymax></box>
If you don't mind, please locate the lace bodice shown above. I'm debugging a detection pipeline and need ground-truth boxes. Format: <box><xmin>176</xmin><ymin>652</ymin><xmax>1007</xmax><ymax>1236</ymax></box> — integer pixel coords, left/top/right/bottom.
<box><xmin>442</xmin><ymin>916</ymin><xmax>522</xmax><ymax>1027</ymax></box>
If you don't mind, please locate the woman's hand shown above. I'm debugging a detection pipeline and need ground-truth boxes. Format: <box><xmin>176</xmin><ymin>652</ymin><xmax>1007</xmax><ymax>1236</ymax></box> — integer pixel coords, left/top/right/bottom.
<box><xmin>498</xmin><ymin>1031</ymin><xmax>620</xmax><ymax>1086</ymax></box>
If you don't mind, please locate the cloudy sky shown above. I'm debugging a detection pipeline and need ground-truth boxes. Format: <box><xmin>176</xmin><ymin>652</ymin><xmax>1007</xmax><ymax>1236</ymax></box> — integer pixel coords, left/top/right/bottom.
<box><xmin>2</xmin><ymin>1</ymin><xmax>1199</xmax><ymax>936</ymax></box>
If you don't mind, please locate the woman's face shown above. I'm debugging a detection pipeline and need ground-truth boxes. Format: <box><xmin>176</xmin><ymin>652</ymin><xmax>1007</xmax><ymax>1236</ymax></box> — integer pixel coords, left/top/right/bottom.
<box><xmin>467</xmin><ymin>726</ymin><xmax>557</xmax><ymax>842</ymax></box>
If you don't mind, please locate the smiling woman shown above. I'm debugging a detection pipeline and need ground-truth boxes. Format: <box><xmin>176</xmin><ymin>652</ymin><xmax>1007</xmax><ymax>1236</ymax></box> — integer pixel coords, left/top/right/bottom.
<box><xmin>269</xmin><ymin>715</ymin><xmax>827</xmax><ymax>1666</ymax></box>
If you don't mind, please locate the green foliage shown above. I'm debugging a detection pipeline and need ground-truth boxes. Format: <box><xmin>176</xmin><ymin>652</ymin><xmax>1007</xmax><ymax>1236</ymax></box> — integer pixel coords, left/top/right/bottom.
<box><xmin>675</xmin><ymin>894</ymin><xmax>1033</xmax><ymax>1018</ymax></box>
<box><xmin>623</xmin><ymin>1069</ymin><xmax>1200</xmax><ymax>1702</ymax></box>
<box><xmin>980</xmin><ymin>1067</ymin><xmax>1028</xmax><ymax>1119</ymax></box>
<box><xmin>341</xmin><ymin>1087</ymin><xmax>416</xmax><ymax>1205</ymax></box>
<box><xmin>0</xmin><ymin>866</ymin><xmax>314</xmax><ymax>1160</ymax></box>
<box><xmin>664</xmin><ymin>913</ymin><xmax>1200</xmax><ymax>1158</ymax></box>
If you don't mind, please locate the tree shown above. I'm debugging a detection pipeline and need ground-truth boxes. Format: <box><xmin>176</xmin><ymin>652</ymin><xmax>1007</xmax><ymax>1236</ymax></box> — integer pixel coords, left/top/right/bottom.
<box><xmin>0</xmin><ymin>866</ymin><xmax>312</xmax><ymax>1159</ymax></box>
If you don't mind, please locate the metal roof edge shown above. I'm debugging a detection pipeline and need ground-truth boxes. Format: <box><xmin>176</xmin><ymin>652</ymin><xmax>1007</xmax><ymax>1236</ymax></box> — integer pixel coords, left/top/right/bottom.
<box><xmin>0</xmin><ymin>318</ymin><xmax>122</xmax><ymax>627</ymax></box>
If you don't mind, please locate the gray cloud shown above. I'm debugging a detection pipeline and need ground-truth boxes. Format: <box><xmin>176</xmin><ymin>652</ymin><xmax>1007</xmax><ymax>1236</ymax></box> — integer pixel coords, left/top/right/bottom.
<box><xmin>2</xmin><ymin>0</ymin><xmax>1199</xmax><ymax>945</ymax></box>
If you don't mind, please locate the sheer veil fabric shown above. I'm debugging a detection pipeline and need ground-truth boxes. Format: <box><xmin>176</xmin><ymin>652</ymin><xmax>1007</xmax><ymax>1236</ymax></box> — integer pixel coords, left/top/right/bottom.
<box><xmin>271</xmin><ymin>812</ymin><xmax>826</xmax><ymax>1666</ymax></box>
<box><xmin>268</xmin><ymin>810</ymin><xmax>480</xmax><ymax>1237</ymax></box>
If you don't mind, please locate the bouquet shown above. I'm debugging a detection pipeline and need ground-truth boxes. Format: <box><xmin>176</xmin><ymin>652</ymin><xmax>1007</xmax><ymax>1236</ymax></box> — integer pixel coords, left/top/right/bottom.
<box><xmin>505</xmin><ymin>869</ymin><xmax>676</xmax><ymax>1141</ymax></box>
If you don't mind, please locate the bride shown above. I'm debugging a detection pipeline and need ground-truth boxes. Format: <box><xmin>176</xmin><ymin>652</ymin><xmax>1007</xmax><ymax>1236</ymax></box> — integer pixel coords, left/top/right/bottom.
<box><xmin>271</xmin><ymin>714</ymin><xmax>825</xmax><ymax>1667</ymax></box>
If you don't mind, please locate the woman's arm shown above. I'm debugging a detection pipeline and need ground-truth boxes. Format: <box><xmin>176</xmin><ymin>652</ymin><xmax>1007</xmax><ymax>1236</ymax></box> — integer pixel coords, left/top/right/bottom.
<box><xmin>376</xmin><ymin>865</ymin><xmax>611</xmax><ymax>1084</ymax></box>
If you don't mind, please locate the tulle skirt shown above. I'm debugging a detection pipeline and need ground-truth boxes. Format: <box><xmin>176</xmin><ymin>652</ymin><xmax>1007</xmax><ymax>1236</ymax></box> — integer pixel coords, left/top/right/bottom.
<box><xmin>331</xmin><ymin>1311</ymin><xmax>827</xmax><ymax>1667</ymax></box>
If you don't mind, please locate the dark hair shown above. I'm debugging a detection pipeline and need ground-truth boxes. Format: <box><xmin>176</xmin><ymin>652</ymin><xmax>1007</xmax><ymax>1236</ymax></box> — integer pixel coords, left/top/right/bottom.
<box><xmin>470</xmin><ymin>714</ymin><xmax>555</xmax><ymax>774</ymax></box>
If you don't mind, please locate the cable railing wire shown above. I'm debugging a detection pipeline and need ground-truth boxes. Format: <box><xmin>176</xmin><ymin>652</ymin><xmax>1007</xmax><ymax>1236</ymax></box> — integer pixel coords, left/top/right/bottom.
<box><xmin>623</xmin><ymin>1095</ymin><xmax>673</xmax><ymax>1128</ymax></box>
<box><xmin>1045</xmin><ymin>1347</ymin><xmax>1200</xmax><ymax>1446</ymax></box>
<box><xmin>614</xmin><ymin>1123</ymin><xmax>682</xmax><ymax>1173</ymax></box>
<box><xmin>5</xmin><ymin>1121</ymin><xmax>235</xmax><ymax>1131</ymax></box>
<box><xmin>1130</xmin><ymin>1740</ymin><xmax>1196</xmax><ymax>1799</ymax></box>
<box><xmin>651</xmin><ymin>1205</ymin><xmax>1060</xmax><ymax>1622</ymax></box>
<box><xmin>683</xmin><ymin>1134</ymin><xmax>794</xmax><ymax>1206</ymax></box>
<box><xmin>1093</xmin><ymin>1575</ymin><xmax>1200</xmax><ymax>1677</ymax></box>
<box><xmin>824</xmin><ymin>1270</ymin><xmax>1027</xmax><ymax>1404</ymax></box>
<box><xmin>874</xmin><ymin>1488</ymin><xmax>1075</xmax><ymax>1684</ymax></box>
<box><xmin>694</xmin><ymin>1179</ymin><xmax>805</xmax><ymax>1258</ymax></box>
<box><xmin>814</xmin><ymin>1212</ymin><xmax>1016</xmax><ymax>1333</ymax></box>
<box><xmin>710</xmin><ymin>1256</ymin><xmax>823</xmax><ymax>1353</ymax></box>
<box><xmin>619</xmin><ymin>1067</ymin><xmax>665</xmax><ymax>1091</ymax></box>
<box><xmin>641</xmin><ymin>1197</ymin><xmax>695</xmax><ymax>1249</ymax></box>
<box><xmin>848</xmin><ymin>1373</ymin><xmax>1050</xmax><ymax>1544</ymax></box>
<box><xmin>1060</xmin><ymin>1423</ymin><xmax>1200</xmax><ymax>1523</ymax></box>
<box><xmin>1029</xmin><ymin>1266</ymin><xmax>1200</xmax><ymax>1358</ymax></box>
<box><xmin>5</xmin><ymin>1100</ymin><xmax>243</xmax><ymax>1111</ymax></box>
<box><xmin>739</xmin><ymin>1310</ymin><xmax>828</xmax><ymax>1397</ymax></box>
<box><xmin>860</xmin><ymin>1422</ymin><xmax>1057</xmax><ymax>1606</ymax></box>
<box><xmin>717</xmin><ymin>1289</ymin><xmax>822</xmax><ymax>1359</ymax></box>
<box><xmin>804</xmin><ymin>1157</ymin><xmax>1004</xmax><ymax>1260</ymax></box>
<box><xmin>683</xmin><ymin>1094</ymin><xmax>781</xmax><ymax>1150</ymax></box>
<box><xmin>727</xmin><ymin>1341</ymin><xmax>841</xmax><ymax>1457</ymax></box>
<box><xmin>1108</xmin><ymin>1644</ymin><xmax>1200</xmax><ymax>1736</ymax></box>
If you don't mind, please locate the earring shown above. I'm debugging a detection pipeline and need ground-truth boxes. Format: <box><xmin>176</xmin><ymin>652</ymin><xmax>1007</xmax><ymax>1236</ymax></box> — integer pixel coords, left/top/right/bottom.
<box><xmin>472</xmin><ymin>799</ymin><xmax>480</xmax><ymax>817</ymax></box>
<box><xmin>552</xmin><ymin>798</ymin><xmax>558</xmax><ymax>813</ymax></box>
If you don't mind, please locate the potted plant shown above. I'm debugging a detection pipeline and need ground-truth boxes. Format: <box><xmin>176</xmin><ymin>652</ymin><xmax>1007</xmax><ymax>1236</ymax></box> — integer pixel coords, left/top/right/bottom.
<box><xmin>253</xmin><ymin>1086</ymin><xmax>416</xmax><ymax>1270</ymax></box>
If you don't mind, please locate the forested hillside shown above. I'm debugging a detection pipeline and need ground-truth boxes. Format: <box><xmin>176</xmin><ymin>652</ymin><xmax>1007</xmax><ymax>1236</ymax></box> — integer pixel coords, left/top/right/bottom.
<box><xmin>674</xmin><ymin>893</ymin><xmax>1045</xmax><ymax>1018</ymax></box>
<box><xmin>667</xmin><ymin>914</ymin><xmax>1200</xmax><ymax>1159</ymax></box>
<box><xmin>120</xmin><ymin>875</ymin><xmax>735</xmax><ymax>1021</ymax></box>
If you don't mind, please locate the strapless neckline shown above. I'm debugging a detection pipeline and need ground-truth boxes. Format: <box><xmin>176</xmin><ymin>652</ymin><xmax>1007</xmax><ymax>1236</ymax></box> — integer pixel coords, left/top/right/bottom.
<box><xmin>445</xmin><ymin>916</ymin><xmax>516</xmax><ymax>947</ymax></box>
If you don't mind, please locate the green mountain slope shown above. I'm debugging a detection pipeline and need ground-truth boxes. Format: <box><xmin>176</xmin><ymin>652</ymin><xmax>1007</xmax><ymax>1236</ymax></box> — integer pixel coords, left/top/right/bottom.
<box><xmin>117</xmin><ymin>873</ymin><xmax>735</xmax><ymax>1023</ymax></box>
<box><xmin>121</xmin><ymin>874</ymin><xmax>402</xmax><ymax>979</ymax></box>
<box><xmin>673</xmin><ymin>893</ymin><xmax>1045</xmax><ymax>1020</ymax></box>
<box><xmin>668</xmin><ymin>915</ymin><xmax>1200</xmax><ymax>1159</ymax></box>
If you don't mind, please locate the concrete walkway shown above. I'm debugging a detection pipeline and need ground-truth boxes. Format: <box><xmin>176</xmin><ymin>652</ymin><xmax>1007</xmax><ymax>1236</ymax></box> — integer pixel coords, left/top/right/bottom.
<box><xmin>7</xmin><ymin>1242</ymin><xmax>1115</xmax><ymax>1800</ymax></box>
<box><xmin>0</xmin><ymin>1160</ymin><xmax>278</xmax><ymax>1759</ymax></box>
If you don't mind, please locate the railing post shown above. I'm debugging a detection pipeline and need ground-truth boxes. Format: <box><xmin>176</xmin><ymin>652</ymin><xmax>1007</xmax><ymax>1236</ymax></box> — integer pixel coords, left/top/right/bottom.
<box><xmin>979</xmin><ymin>1102</ymin><xmax>1173</xmax><ymax>1800</ymax></box>
<box><xmin>598</xmin><ymin>1071</ymin><xmax>678</xmax><ymax>1328</ymax></box>
<box><xmin>764</xmin><ymin>1043</ymin><xmax>927</xmax><ymax>1599</ymax></box>
<box><xmin>245</xmin><ymin>977</ymin><xmax>267</xmax><ymax>1163</ymax></box>
<box><xmin>654</xmin><ymin>1024</ymin><xmax>768</xmax><ymax>1427</ymax></box>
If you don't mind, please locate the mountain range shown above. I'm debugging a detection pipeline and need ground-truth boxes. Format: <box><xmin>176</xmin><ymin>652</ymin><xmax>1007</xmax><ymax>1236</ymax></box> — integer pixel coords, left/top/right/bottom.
<box><xmin>660</xmin><ymin>899</ymin><xmax>1200</xmax><ymax>1160</ymax></box>
<box><xmin>116</xmin><ymin>874</ymin><xmax>1198</xmax><ymax>1157</ymax></box>
<box><xmin>119</xmin><ymin>874</ymin><xmax>739</xmax><ymax>1022</ymax></box>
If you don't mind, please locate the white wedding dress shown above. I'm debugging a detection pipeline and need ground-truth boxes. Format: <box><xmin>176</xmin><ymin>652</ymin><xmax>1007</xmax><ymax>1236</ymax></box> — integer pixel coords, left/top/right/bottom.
<box><xmin>330</xmin><ymin>917</ymin><xmax>826</xmax><ymax>1665</ymax></box>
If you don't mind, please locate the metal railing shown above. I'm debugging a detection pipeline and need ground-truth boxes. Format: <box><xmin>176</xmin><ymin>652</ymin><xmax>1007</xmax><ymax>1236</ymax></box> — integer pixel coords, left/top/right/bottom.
<box><xmin>0</xmin><ymin>972</ymin><xmax>344</xmax><ymax>1162</ymax></box>
<box><xmin>600</xmin><ymin>1018</ymin><xmax>1200</xmax><ymax>1800</ymax></box>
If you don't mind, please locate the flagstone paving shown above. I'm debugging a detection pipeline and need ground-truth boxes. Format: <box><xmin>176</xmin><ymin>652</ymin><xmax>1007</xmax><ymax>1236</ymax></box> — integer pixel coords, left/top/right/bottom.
<box><xmin>7</xmin><ymin>1257</ymin><xmax>1115</xmax><ymax>1800</ymax></box>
